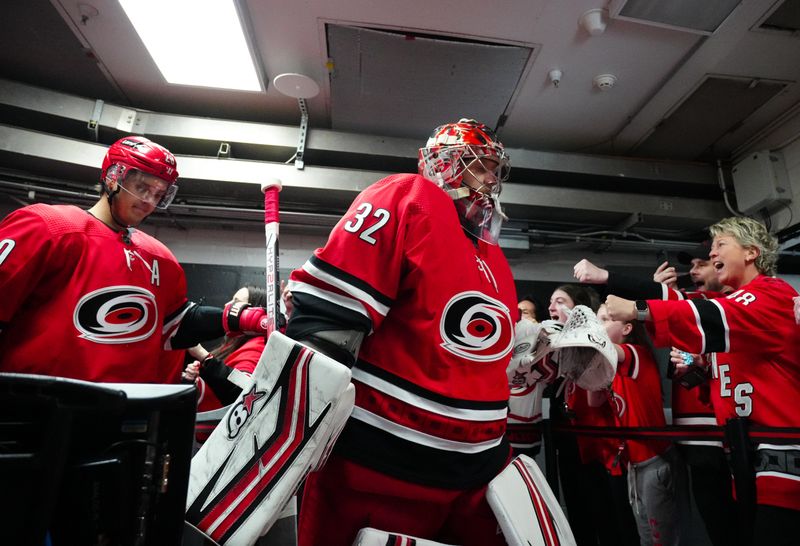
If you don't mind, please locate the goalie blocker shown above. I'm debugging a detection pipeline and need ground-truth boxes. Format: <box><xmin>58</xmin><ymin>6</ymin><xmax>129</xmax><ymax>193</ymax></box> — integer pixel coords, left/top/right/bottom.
<box><xmin>186</xmin><ymin>331</ymin><xmax>355</xmax><ymax>546</ymax></box>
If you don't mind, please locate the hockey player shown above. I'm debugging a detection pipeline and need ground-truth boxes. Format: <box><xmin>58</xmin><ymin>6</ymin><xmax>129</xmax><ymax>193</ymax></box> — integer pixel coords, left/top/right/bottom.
<box><xmin>605</xmin><ymin>216</ymin><xmax>800</xmax><ymax>545</ymax></box>
<box><xmin>285</xmin><ymin>119</ymin><xmax>517</xmax><ymax>546</ymax></box>
<box><xmin>0</xmin><ymin>136</ymin><xmax>270</xmax><ymax>383</ymax></box>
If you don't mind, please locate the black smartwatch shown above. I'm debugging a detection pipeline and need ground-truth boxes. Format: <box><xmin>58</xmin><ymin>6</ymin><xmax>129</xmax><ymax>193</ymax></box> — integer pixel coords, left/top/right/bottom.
<box><xmin>635</xmin><ymin>300</ymin><xmax>649</xmax><ymax>321</ymax></box>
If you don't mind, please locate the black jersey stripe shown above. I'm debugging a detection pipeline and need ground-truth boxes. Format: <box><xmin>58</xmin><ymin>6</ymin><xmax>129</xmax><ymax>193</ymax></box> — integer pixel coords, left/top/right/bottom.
<box><xmin>285</xmin><ymin>291</ymin><xmax>372</xmax><ymax>340</ymax></box>
<box><xmin>691</xmin><ymin>299</ymin><xmax>727</xmax><ymax>353</ymax></box>
<box><xmin>622</xmin><ymin>345</ymin><xmax>637</xmax><ymax>378</ymax></box>
<box><xmin>355</xmin><ymin>358</ymin><xmax>509</xmax><ymax>410</ymax></box>
<box><xmin>334</xmin><ymin>418</ymin><xmax>510</xmax><ymax>489</ymax></box>
<box><xmin>309</xmin><ymin>255</ymin><xmax>394</xmax><ymax>308</ymax></box>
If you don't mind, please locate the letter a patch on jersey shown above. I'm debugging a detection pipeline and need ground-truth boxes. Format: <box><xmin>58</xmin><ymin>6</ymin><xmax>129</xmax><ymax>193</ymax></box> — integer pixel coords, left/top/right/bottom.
<box><xmin>185</xmin><ymin>331</ymin><xmax>354</xmax><ymax>546</ymax></box>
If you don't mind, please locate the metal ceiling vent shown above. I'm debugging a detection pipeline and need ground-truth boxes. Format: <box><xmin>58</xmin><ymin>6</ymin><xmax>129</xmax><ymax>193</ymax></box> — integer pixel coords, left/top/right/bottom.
<box><xmin>635</xmin><ymin>75</ymin><xmax>787</xmax><ymax>161</ymax></box>
<box><xmin>326</xmin><ymin>25</ymin><xmax>533</xmax><ymax>138</ymax></box>
<box><xmin>757</xmin><ymin>0</ymin><xmax>800</xmax><ymax>34</ymax></box>
<box><xmin>608</xmin><ymin>0</ymin><xmax>742</xmax><ymax>34</ymax></box>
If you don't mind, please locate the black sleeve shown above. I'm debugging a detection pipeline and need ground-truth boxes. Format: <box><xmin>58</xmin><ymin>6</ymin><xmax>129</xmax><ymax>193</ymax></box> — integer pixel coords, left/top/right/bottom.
<box><xmin>284</xmin><ymin>291</ymin><xmax>369</xmax><ymax>368</ymax></box>
<box><xmin>285</xmin><ymin>291</ymin><xmax>370</xmax><ymax>341</ymax></box>
<box><xmin>606</xmin><ymin>271</ymin><xmax>666</xmax><ymax>300</ymax></box>
<box><xmin>199</xmin><ymin>357</ymin><xmax>242</xmax><ymax>405</ymax></box>
<box><xmin>170</xmin><ymin>304</ymin><xmax>225</xmax><ymax>349</ymax></box>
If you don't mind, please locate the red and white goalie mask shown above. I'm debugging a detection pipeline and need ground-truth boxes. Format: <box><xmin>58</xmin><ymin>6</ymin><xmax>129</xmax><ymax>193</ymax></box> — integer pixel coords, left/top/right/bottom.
<box><xmin>418</xmin><ymin>119</ymin><xmax>510</xmax><ymax>244</ymax></box>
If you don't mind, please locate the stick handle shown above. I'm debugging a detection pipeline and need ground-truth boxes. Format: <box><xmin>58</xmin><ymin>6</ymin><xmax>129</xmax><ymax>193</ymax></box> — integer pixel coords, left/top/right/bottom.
<box><xmin>262</xmin><ymin>179</ymin><xmax>282</xmax><ymax>335</ymax></box>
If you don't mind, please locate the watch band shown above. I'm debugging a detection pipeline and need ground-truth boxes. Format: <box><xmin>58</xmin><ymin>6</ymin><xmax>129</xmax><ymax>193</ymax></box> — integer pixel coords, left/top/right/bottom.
<box><xmin>635</xmin><ymin>300</ymin><xmax>648</xmax><ymax>321</ymax></box>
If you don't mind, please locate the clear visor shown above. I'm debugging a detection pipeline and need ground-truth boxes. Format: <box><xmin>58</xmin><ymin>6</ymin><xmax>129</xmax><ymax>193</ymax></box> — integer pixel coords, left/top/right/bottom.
<box><xmin>116</xmin><ymin>166</ymin><xmax>178</xmax><ymax>209</ymax></box>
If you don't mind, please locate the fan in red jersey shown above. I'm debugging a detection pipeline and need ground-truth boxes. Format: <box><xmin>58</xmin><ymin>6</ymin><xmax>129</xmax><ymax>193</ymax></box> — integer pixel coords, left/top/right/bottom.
<box><xmin>285</xmin><ymin>119</ymin><xmax>517</xmax><ymax>546</ymax></box>
<box><xmin>575</xmin><ymin>249</ymin><xmax>739</xmax><ymax>546</ymax></box>
<box><xmin>605</xmin><ymin>216</ymin><xmax>800</xmax><ymax>546</ymax></box>
<box><xmin>0</xmin><ymin>136</ymin><xmax>271</xmax><ymax>383</ymax></box>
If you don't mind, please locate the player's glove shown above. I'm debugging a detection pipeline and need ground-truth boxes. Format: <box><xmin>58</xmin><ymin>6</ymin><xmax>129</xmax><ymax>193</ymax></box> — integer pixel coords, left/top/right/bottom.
<box><xmin>223</xmin><ymin>302</ymin><xmax>270</xmax><ymax>336</ymax></box>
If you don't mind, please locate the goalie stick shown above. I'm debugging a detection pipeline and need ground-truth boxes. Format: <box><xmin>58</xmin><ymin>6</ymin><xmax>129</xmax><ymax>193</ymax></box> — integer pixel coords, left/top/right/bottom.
<box><xmin>262</xmin><ymin>178</ymin><xmax>283</xmax><ymax>336</ymax></box>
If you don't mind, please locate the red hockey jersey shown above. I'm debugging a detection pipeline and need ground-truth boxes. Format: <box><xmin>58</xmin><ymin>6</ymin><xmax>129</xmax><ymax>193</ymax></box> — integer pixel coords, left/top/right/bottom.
<box><xmin>648</xmin><ymin>275</ymin><xmax>800</xmax><ymax>510</ymax></box>
<box><xmin>566</xmin><ymin>383</ymin><xmax>622</xmax><ymax>473</ymax></box>
<box><xmin>0</xmin><ymin>204</ymin><xmax>189</xmax><ymax>383</ymax></box>
<box><xmin>660</xmin><ymin>287</ymin><xmax>720</xmax><ymax>446</ymax></box>
<box><xmin>611</xmin><ymin>344</ymin><xmax>671</xmax><ymax>463</ymax></box>
<box><xmin>288</xmin><ymin>173</ymin><xmax>517</xmax><ymax>488</ymax></box>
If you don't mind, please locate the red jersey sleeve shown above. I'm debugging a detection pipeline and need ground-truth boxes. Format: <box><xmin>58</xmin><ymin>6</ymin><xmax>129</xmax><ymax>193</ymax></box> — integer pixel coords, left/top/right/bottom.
<box><xmin>0</xmin><ymin>208</ymin><xmax>75</xmax><ymax>327</ymax></box>
<box><xmin>288</xmin><ymin>174</ymin><xmax>428</xmax><ymax>333</ymax></box>
<box><xmin>647</xmin><ymin>275</ymin><xmax>797</xmax><ymax>356</ymax></box>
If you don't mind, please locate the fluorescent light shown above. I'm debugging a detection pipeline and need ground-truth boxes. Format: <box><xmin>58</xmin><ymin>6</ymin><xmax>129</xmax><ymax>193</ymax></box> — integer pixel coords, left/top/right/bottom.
<box><xmin>119</xmin><ymin>0</ymin><xmax>262</xmax><ymax>92</ymax></box>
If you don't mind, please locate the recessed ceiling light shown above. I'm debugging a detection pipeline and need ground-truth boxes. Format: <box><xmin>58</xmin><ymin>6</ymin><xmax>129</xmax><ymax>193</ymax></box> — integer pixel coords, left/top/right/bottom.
<box><xmin>119</xmin><ymin>0</ymin><xmax>262</xmax><ymax>92</ymax></box>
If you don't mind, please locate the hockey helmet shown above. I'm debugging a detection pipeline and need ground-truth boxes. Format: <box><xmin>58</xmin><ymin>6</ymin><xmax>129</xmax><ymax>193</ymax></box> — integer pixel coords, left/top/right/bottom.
<box><xmin>418</xmin><ymin>119</ymin><xmax>510</xmax><ymax>244</ymax></box>
<box><xmin>101</xmin><ymin>136</ymin><xmax>179</xmax><ymax>209</ymax></box>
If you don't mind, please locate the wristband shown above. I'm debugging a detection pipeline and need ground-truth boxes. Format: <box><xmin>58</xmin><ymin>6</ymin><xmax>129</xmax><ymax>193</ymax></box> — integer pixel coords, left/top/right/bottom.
<box><xmin>634</xmin><ymin>300</ymin><xmax>648</xmax><ymax>321</ymax></box>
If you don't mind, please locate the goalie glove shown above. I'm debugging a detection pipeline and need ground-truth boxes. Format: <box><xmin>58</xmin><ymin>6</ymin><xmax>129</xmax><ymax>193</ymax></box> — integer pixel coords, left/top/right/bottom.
<box><xmin>507</xmin><ymin>320</ymin><xmax>560</xmax><ymax>387</ymax></box>
<box><xmin>549</xmin><ymin>305</ymin><xmax>617</xmax><ymax>391</ymax></box>
<box><xmin>222</xmin><ymin>301</ymin><xmax>270</xmax><ymax>336</ymax></box>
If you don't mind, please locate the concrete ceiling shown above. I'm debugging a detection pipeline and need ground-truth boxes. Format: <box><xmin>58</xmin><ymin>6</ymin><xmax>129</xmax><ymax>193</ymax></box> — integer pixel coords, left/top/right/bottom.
<box><xmin>1</xmin><ymin>0</ymin><xmax>800</xmax><ymax>261</ymax></box>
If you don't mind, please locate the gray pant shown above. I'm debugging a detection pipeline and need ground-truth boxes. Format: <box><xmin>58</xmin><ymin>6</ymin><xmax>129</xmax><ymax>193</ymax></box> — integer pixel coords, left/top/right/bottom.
<box><xmin>627</xmin><ymin>446</ymin><xmax>682</xmax><ymax>546</ymax></box>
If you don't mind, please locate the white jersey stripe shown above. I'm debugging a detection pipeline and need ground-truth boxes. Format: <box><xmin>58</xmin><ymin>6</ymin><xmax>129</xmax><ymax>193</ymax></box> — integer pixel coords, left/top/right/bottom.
<box><xmin>350</xmin><ymin>407</ymin><xmax>503</xmax><ymax>453</ymax></box>
<box><xmin>625</xmin><ymin>344</ymin><xmax>640</xmax><ymax>380</ymax></box>
<box><xmin>673</xmin><ymin>416</ymin><xmax>717</xmax><ymax>426</ymax></box>
<box><xmin>676</xmin><ymin>440</ymin><xmax>724</xmax><ymax>447</ymax></box>
<box><xmin>756</xmin><ymin>471</ymin><xmax>800</xmax><ymax>483</ymax></box>
<box><xmin>351</xmin><ymin>366</ymin><xmax>508</xmax><ymax>421</ymax></box>
<box><xmin>302</xmin><ymin>260</ymin><xmax>391</xmax><ymax>317</ymax></box>
<box><xmin>757</xmin><ymin>443</ymin><xmax>800</xmax><ymax>451</ymax></box>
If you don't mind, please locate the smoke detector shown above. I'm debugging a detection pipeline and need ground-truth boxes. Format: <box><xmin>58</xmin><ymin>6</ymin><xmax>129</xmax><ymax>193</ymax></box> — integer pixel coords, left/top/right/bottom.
<box><xmin>593</xmin><ymin>74</ymin><xmax>617</xmax><ymax>90</ymax></box>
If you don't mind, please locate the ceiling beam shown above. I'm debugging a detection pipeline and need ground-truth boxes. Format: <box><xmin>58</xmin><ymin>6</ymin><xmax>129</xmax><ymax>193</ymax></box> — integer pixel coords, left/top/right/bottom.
<box><xmin>0</xmin><ymin>78</ymin><xmax>717</xmax><ymax>185</ymax></box>
<box><xmin>0</xmin><ymin>124</ymin><xmax>728</xmax><ymax>227</ymax></box>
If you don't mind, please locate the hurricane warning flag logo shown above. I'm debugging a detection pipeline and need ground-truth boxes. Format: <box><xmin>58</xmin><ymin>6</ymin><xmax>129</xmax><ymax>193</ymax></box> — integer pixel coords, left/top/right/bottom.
<box><xmin>74</xmin><ymin>286</ymin><xmax>158</xmax><ymax>343</ymax></box>
<box><xmin>440</xmin><ymin>291</ymin><xmax>514</xmax><ymax>362</ymax></box>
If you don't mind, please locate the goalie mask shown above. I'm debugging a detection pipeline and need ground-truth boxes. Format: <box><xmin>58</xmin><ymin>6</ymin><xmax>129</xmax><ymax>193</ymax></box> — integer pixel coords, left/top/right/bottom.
<box><xmin>100</xmin><ymin>136</ymin><xmax>179</xmax><ymax>209</ymax></box>
<box><xmin>418</xmin><ymin>119</ymin><xmax>510</xmax><ymax>244</ymax></box>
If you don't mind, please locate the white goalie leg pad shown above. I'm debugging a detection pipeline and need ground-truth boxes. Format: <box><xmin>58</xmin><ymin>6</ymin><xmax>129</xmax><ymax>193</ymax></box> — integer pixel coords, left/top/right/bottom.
<box><xmin>186</xmin><ymin>331</ymin><xmax>355</xmax><ymax>546</ymax></box>
<box><xmin>353</xmin><ymin>527</ymin><xmax>460</xmax><ymax>546</ymax></box>
<box><xmin>487</xmin><ymin>455</ymin><xmax>576</xmax><ymax>546</ymax></box>
<box><xmin>549</xmin><ymin>305</ymin><xmax>617</xmax><ymax>391</ymax></box>
<box><xmin>506</xmin><ymin>384</ymin><xmax>544</xmax><ymax>451</ymax></box>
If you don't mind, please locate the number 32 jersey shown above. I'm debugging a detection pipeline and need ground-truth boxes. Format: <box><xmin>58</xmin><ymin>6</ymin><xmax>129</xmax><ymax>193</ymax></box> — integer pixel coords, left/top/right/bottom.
<box><xmin>287</xmin><ymin>173</ymin><xmax>518</xmax><ymax>489</ymax></box>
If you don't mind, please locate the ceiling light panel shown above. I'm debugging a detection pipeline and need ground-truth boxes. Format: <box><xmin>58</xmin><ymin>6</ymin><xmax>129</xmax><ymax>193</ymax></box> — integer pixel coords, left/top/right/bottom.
<box><xmin>119</xmin><ymin>0</ymin><xmax>262</xmax><ymax>92</ymax></box>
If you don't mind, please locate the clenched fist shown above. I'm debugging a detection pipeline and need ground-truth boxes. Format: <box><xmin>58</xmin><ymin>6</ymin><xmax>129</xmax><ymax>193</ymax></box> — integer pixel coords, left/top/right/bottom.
<box><xmin>604</xmin><ymin>295</ymin><xmax>637</xmax><ymax>322</ymax></box>
<box><xmin>573</xmin><ymin>259</ymin><xmax>609</xmax><ymax>284</ymax></box>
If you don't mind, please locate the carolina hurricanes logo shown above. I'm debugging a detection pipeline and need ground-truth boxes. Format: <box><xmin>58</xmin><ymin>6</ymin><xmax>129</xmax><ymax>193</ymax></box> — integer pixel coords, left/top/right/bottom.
<box><xmin>440</xmin><ymin>291</ymin><xmax>514</xmax><ymax>362</ymax></box>
<box><xmin>73</xmin><ymin>286</ymin><xmax>158</xmax><ymax>343</ymax></box>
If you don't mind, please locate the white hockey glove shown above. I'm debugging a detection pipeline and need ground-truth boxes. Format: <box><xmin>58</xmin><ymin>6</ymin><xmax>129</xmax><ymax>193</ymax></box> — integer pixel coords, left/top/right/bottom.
<box><xmin>506</xmin><ymin>320</ymin><xmax>561</xmax><ymax>387</ymax></box>
<box><xmin>549</xmin><ymin>305</ymin><xmax>617</xmax><ymax>391</ymax></box>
